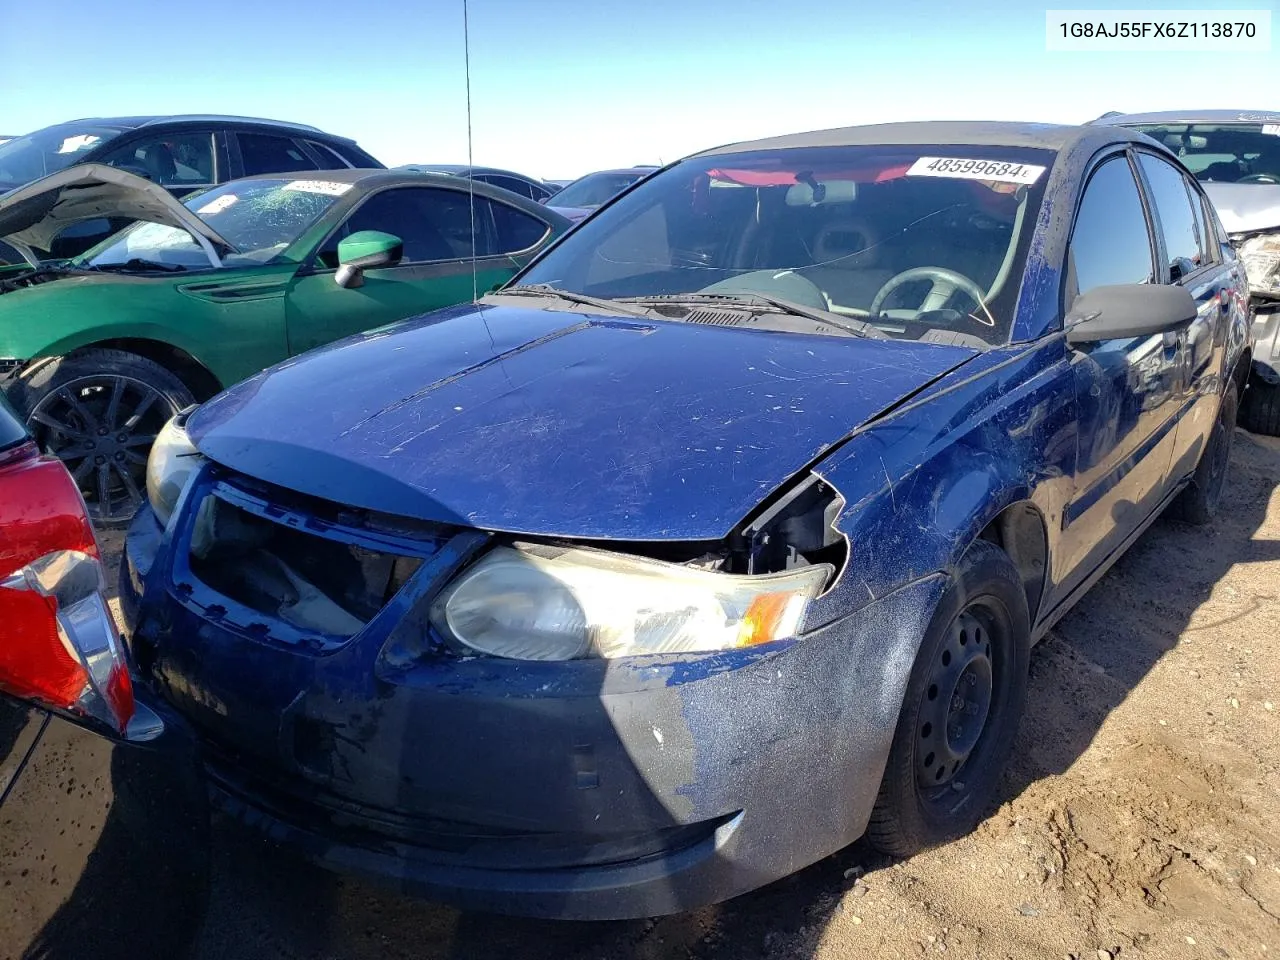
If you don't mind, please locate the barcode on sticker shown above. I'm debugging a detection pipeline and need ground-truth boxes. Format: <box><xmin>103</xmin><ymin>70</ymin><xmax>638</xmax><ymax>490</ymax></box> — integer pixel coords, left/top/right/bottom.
<box><xmin>281</xmin><ymin>180</ymin><xmax>353</xmax><ymax>196</ymax></box>
<box><xmin>907</xmin><ymin>157</ymin><xmax>1046</xmax><ymax>185</ymax></box>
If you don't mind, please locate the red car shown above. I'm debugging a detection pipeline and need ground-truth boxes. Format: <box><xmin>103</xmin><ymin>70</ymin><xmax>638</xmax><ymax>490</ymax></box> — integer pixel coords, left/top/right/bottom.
<box><xmin>0</xmin><ymin>396</ymin><xmax>208</xmax><ymax>958</ymax></box>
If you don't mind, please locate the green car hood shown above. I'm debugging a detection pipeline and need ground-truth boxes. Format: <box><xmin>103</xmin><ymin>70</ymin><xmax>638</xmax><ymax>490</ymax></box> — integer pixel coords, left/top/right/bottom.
<box><xmin>0</xmin><ymin>163</ymin><xmax>233</xmax><ymax>265</ymax></box>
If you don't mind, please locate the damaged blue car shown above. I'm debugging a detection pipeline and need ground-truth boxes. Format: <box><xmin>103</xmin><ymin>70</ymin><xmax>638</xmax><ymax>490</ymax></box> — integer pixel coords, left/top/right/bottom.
<box><xmin>120</xmin><ymin>121</ymin><xmax>1251</xmax><ymax>920</ymax></box>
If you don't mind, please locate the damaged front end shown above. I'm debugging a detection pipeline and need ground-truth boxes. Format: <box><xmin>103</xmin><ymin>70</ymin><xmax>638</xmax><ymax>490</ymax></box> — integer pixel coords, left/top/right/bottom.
<box><xmin>121</xmin><ymin>453</ymin><xmax>938</xmax><ymax>918</ymax></box>
<box><xmin>1235</xmin><ymin>230</ymin><xmax>1280</xmax><ymax>385</ymax></box>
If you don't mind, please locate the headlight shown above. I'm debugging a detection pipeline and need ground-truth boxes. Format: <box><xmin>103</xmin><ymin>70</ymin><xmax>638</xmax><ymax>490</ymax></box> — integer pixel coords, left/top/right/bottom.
<box><xmin>1238</xmin><ymin>233</ymin><xmax>1280</xmax><ymax>299</ymax></box>
<box><xmin>429</xmin><ymin>544</ymin><xmax>832</xmax><ymax>661</ymax></box>
<box><xmin>145</xmin><ymin>412</ymin><xmax>204</xmax><ymax>526</ymax></box>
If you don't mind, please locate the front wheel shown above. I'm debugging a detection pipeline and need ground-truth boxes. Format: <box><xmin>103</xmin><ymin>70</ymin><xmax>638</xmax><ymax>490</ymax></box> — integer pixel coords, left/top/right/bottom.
<box><xmin>1168</xmin><ymin>380</ymin><xmax>1238</xmax><ymax>526</ymax></box>
<box><xmin>16</xmin><ymin>349</ymin><xmax>193</xmax><ymax>527</ymax></box>
<box><xmin>867</xmin><ymin>539</ymin><xmax>1030</xmax><ymax>858</ymax></box>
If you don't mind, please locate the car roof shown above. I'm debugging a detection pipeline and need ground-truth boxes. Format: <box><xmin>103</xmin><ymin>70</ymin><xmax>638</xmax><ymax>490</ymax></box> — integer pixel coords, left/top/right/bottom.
<box><xmin>229</xmin><ymin>168</ymin><xmax>572</xmax><ymax>219</ymax></box>
<box><xmin>58</xmin><ymin>114</ymin><xmax>354</xmax><ymax>141</ymax></box>
<box><xmin>689</xmin><ymin>120</ymin><xmax>1147</xmax><ymax>158</ymax></box>
<box><xmin>399</xmin><ymin>164</ymin><xmax>546</xmax><ymax>182</ymax></box>
<box><xmin>577</xmin><ymin>166</ymin><xmax>659</xmax><ymax>177</ymax></box>
<box><xmin>1093</xmin><ymin>109</ymin><xmax>1280</xmax><ymax>125</ymax></box>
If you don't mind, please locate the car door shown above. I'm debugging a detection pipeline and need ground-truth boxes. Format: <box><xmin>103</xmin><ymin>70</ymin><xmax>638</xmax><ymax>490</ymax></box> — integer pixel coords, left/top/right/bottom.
<box><xmin>1132</xmin><ymin>150</ymin><xmax>1237</xmax><ymax>485</ymax></box>
<box><xmin>1055</xmin><ymin>150</ymin><xmax>1187</xmax><ymax>598</ymax></box>
<box><xmin>282</xmin><ymin>185</ymin><xmax>551</xmax><ymax>355</ymax></box>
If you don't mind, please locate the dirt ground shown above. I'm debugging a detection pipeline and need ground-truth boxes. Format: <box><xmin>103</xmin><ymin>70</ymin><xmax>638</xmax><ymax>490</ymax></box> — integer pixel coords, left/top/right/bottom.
<box><xmin>101</xmin><ymin>430</ymin><xmax>1280</xmax><ymax>960</ymax></box>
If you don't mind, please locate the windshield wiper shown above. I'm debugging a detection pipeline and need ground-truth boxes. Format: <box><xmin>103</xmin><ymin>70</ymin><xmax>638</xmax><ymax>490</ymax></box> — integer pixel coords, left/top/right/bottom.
<box><xmin>485</xmin><ymin>284</ymin><xmax>655</xmax><ymax>319</ymax></box>
<box><xmin>622</xmin><ymin>292</ymin><xmax>889</xmax><ymax>339</ymax></box>
<box><xmin>83</xmin><ymin>258</ymin><xmax>188</xmax><ymax>274</ymax></box>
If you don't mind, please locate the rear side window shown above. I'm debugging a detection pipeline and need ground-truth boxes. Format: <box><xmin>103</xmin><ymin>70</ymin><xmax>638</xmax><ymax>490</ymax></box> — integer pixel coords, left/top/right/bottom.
<box><xmin>1070</xmin><ymin>156</ymin><xmax>1156</xmax><ymax>296</ymax></box>
<box><xmin>327</xmin><ymin>141</ymin><xmax>383</xmax><ymax>169</ymax></box>
<box><xmin>238</xmin><ymin>133</ymin><xmax>319</xmax><ymax>176</ymax></box>
<box><xmin>1137</xmin><ymin>153</ymin><xmax>1204</xmax><ymax>278</ymax></box>
<box><xmin>303</xmin><ymin>140</ymin><xmax>352</xmax><ymax>169</ymax></box>
<box><xmin>489</xmin><ymin>201</ymin><xmax>549</xmax><ymax>253</ymax></box>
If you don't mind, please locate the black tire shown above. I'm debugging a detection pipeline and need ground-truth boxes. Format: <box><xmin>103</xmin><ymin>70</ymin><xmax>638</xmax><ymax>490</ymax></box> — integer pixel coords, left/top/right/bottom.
<box><xmin>867</xmin><ymin>539</ymin><xmax>1030</xmax><ymax>858</ymax></box>
<box><xmin>1238</xmin><ymin>376</ymin><xmax>1280</xmax><ymax>437</ymax></box>
<box><xmin>14</xmin><ymin>349</ymin><xmax>193</xmax><ymax>527</ymax></box>
<box><xmin>1168</xmin><ymin>381</ymin><xmax>1238</xmax><ymax>526</ymax></box>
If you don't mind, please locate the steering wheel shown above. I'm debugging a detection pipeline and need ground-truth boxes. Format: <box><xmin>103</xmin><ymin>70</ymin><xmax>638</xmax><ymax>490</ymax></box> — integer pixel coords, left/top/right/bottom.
<box><xmin>869</xmin><ymin>267</ymin><xmax>987</xmax><ymax>318</ymax></box>
<box><xmin>1238</xmin><ymin>173</ymin><xmax>1280</xmax><ymax>184</ymax></box>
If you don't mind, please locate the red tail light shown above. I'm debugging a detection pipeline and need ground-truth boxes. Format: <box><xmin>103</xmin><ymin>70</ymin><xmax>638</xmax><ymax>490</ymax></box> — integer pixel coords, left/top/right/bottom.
<box><xmin>0</xmin><ymin>442</ymin><xmax>135</xmax><ymax>733</ymax></box>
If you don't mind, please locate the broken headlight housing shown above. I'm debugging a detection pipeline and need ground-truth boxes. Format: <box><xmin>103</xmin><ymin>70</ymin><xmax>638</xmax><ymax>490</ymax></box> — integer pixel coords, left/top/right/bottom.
<box><xmin>1239</xmin><ymin>233</ymin><xmax>1280</xmax><ymax>300</ymax></box>
<box><xmin>145</xmin><ymin>412</ymin><xmax>205</xmax><ymax>526</ymax></box>
<box><xmin>429</xmin><ymin>544</ymin><xmax>832</xmax><ymax>662</ymax></box>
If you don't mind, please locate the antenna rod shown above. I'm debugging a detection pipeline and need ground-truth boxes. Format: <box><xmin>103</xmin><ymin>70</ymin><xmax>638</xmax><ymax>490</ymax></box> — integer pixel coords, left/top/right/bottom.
<box><xmin>463</xmin><ymin>0</ymin><xmax>478</xmax><ymax>303</ymax></box>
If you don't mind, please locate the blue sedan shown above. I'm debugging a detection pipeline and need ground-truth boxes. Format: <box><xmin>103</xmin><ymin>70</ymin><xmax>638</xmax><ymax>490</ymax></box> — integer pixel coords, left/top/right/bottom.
<box><xmin>121</xmin><ymin>121</ymin><xmax>1251</xmax><ymax>920</ymax></box>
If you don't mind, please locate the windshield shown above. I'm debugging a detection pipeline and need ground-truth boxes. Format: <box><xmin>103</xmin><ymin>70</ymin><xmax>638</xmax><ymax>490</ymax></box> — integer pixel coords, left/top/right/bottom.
<box><xmin>519</xmin><ymin>145</ymin><xmax>1053</xmax><ymax>344</ymax></box>
<box><xmin>1128</xmin><ymin>123</ymin><xmax>1280</xmax><ymax>184</ymax></box>
<box><xmin>0</xmin><ymin>121</ymin><xmax>128</xmax><ymax>185</ymax></box>
<box><xmin>552</xmin><ymin>171</ymin><xmax>649</xmax><ymax>209</ymax></box>
<box><xmin>79</xmin><ymin>176</ymin><xmax>350</xmax><ymax>271</ymax></box>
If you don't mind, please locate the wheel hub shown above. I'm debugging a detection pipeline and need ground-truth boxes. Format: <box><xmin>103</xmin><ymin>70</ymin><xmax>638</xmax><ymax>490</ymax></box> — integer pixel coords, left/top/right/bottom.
<box><xmin>916</xmin><ymin>611</ymin><xmax>994</xmax><ymax>790</ymax></box>
<box><xmin>26</xmin><ymin>374</ymin><xmax>176</xmax><ymax>524</ymax></box>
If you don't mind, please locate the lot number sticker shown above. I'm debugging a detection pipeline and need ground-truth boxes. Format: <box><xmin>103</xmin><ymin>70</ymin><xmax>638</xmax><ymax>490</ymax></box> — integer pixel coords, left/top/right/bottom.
<box><xmin>281</xmin><ymin>180</ymin><xmax>353</xmax><ymax>196</ymax></box>
<box><xmin>196</xmin><ymin>195</ymin><xmax>239</xmax><ymax>215</ymax></box>
<box><xmin>1264</xmin><ymin>124</ymin><xmax>1280</xmax><ymax>136</ymax></box>
<box><xmin>907</xmin><ymin>157</ymin><xmax>1046</xmax><ymax>184</ymax></box>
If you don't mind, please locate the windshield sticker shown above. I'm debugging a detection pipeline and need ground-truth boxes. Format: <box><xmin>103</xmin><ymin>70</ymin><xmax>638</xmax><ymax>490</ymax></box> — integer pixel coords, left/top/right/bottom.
<box><xmin>281</xmin><ymin>180</ymin><xmax>353</xmax><ymax>196</ymax></box>
<box><xmin>57</xmin><ymin>134</ymin><xmax>102</xmax><ymax>154</ymax></box>
<box><xmin>196</xmin><ymin>195</ymin><xmax>239</xmax><ymax>215</ymax></box>
<box><xmin>1263</xmin><ymin>124</ymin><xmax>1280</xmax><ymax>137</ymax></box>
<box><xmin>907</xmin><ymin>157</ymin><xmax>1046</xmax><ymax>185</ymax></box>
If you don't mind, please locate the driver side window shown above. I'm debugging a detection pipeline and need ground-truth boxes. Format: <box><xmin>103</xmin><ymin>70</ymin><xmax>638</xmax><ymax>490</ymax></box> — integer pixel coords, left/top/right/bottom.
<box><xmin>1069</xmin><ymin>156</ymin><xmax>1156</xmax><ymax>298</ymax></box>
<box><xmin>97</xmin><ymin>132</ymin><xmax>215</xmax><ymax>187</ymax></box>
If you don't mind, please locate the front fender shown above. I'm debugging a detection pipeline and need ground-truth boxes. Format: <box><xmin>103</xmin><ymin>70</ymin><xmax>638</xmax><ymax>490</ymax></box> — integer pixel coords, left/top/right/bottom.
<box><xmin>805</xmin><ymin>339</ymin><xmax>1074</xmax><ymax>630</ymax></box>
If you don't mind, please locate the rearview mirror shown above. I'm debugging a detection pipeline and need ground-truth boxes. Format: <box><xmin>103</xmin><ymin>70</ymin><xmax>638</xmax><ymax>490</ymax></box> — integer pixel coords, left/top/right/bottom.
<box><xmin>335</xmin><ymin>231</ymin><xmax>403</xmax><ymax>289</ymax></box>
<box><xmin>1065</xmin><ymin>284</ymin><xmax>1198</xmax><ymax>345</ymax></box>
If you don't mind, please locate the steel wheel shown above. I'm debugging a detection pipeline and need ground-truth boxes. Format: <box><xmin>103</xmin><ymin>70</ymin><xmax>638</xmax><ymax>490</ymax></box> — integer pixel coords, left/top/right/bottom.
<box><xmin>27</xmin><ymin>374</ymin><xmax>180</xmax><ymax>525</ymax></box>
<box><xmin>915</xmin><ymin>608</ymin><xmax>995</xmax><ymax>795</ymax></box>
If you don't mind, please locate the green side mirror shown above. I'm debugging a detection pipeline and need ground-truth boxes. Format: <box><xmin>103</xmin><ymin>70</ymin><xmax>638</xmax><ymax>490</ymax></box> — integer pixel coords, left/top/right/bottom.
<box><xmin>335</xmin><ymin>231</ymin><xmax>403</xmax><ymax>289</ymax></box>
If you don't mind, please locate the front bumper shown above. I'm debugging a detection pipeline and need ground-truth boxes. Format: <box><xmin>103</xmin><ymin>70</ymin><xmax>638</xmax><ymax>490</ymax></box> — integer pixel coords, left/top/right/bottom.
<box><xmin>121</xmin><ymin>481</ymin><xmax>943</xmax><ymax>920</ymax></box>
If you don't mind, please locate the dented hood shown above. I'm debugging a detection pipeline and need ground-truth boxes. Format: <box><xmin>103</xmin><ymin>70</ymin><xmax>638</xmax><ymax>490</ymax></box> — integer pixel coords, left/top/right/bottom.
<box><xmin>0</xmin><ymin>163</ymin><xmax>233</xmax><ymax>258</ymax></box>
<box><xmin>187</xmin><ymin>304</ymin><xmax>976</xmax><ymax>541</ymax></box>
<box><xmin>1204</xmin><ymin>182</ymin><xmax>1280</xmax><ymax>235</ymax></box>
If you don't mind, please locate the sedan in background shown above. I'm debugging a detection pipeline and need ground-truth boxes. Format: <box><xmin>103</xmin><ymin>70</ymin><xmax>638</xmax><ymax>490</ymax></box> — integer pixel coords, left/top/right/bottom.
<box><xmin>1093</xmin><ymin>110</ymin><xmax>1280</xmax><ymax>435</ymax></box>
<box><xmin>396</xmin><ymin>164</ymin><xmax>560</xmax><ymax>202</ymax></box>
<box><xmin>546</xmin><ymin>165</ymin><xmax>660</xmax><ymax>221</ymax></box>
<box><xmin>1</xmin><ymin>393</ymin><xmax>208</xmax><ymax>959</ymax></box>
<box><xmin>0</xmin><ymin>114</ymin><xmax>383</xmax><ymax>258</ymax></box>
<box><xmin>0</xmin><ymin>164</ymin><xmax>570</xmax><ymax>524</ymax></box>
<box><xmin>123</xmin><ymin>121</ymin><xmax>1248</xmax><ymax>920</ymax></box>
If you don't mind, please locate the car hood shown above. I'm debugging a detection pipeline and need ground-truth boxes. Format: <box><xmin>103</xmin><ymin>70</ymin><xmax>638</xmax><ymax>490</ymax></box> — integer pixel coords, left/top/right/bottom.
<box><xmin>0</xmin><ymin>163</ymin><xmax>232</xmax><ymax>263</ymax></box>
<box><xmin>187</xmin><ymin>304</ymin><xmax>976</xmax><ymax>541</ymax></box>
<box><xmin>1204</xmin><ymin>182</ymin><xmax>1280</xmax><ymax>235</ymax></box>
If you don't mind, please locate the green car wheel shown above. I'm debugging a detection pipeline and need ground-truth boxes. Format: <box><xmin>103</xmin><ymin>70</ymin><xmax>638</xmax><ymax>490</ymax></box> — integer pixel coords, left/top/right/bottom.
<box><xmin>18</xmin><ymin>349</ymin><xmax>193</xmax><ymax>526</ymax></box>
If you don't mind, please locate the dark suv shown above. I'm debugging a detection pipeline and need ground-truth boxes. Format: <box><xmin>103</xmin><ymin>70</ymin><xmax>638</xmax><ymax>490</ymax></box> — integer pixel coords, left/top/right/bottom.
<box><xmin>0</xmin><ymin>115</ymin><xmax>384</xmax><ymax>256</ymax></box>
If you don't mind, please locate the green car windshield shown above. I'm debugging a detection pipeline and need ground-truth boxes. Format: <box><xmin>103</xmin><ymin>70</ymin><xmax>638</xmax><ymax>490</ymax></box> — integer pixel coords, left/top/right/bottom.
<box><xmin>81</xmin><ymin>177</ymin><xmax>351</xmax><ymax>270</ymax></box>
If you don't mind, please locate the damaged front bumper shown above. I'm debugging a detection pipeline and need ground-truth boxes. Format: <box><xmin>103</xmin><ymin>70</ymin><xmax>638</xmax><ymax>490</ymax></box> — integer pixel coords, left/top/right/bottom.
<box><xmin>120</xmin><ymin>466</ymin><xmax>943</xmax><ymax>920</ymax></box>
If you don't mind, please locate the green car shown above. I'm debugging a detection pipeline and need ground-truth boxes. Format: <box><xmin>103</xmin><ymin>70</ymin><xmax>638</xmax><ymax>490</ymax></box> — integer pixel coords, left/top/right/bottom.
<box><xmin>0</xmin><ymin>163</ymin><xmax>571</xmax><ymax>523</ymax></box>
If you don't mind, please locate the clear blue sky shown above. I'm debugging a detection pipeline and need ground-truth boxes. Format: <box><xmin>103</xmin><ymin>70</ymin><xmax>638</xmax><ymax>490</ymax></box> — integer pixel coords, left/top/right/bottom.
<box><xmin>2</xmin><ymin>0</ymin><xmax>1276</xmax><ymax>180</ymax></box>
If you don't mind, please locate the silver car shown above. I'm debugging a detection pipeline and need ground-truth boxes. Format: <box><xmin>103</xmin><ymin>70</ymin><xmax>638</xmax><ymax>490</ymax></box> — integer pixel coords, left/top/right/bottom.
<box><xmin>1094</xmin><ymin>111</ymin><xmax>1280</xmax><ymax>434</ymax></box>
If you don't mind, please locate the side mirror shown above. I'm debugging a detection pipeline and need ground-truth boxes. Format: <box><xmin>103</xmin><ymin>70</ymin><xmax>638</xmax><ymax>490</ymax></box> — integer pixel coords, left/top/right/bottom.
<box><xmin>1065</xmin><ymin>283</ymin><xmax>1198</xmax><ymax>345</ymax></box>
<box><xmin>334</xmin><ymin>230</ymin><xmax>403</xmax><ymax>289</ymax></box>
